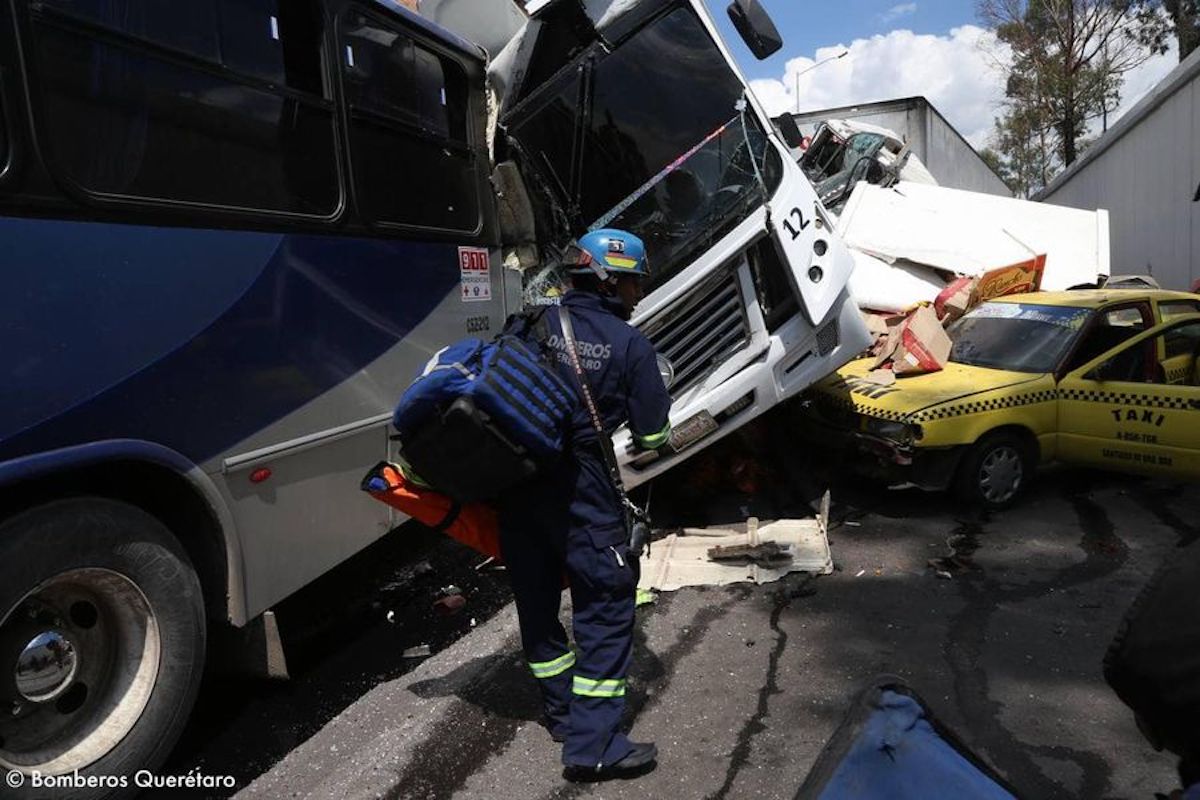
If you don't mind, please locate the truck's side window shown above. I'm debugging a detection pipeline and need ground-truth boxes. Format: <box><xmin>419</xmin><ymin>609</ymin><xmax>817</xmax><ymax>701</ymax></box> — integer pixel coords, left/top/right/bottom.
<box><xmin>340</xmin><ymin>7</ymin><xmax>478</xmax><ymax>232</ymax></box>
<box><xmin>26</xmin><ymin>0</ymin><xmax>337</xmax><ymax>216</ymax></box>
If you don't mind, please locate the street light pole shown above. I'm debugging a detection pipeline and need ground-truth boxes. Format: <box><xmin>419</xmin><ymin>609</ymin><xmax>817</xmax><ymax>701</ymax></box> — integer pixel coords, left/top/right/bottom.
<box><xmin>794</xmin><ymin>50</ymin><xmax>849</xmax><ymax>114</ymax></box>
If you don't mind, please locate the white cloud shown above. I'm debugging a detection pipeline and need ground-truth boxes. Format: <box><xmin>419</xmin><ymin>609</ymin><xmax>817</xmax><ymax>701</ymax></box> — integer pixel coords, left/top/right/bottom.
<box><xmin>750</xmin><ymin>25</ymin><xmax>1008</xmax><ymax>147</ymax></box>
<box><xmin>877</xmin><ymin>3</ymin><xmax>918</xmax><ymax>25</ymax></box>
<box><xmin>749</xmin><ymin>24</ymin><xmax>1180</xmax><ymax>151</ymax></box>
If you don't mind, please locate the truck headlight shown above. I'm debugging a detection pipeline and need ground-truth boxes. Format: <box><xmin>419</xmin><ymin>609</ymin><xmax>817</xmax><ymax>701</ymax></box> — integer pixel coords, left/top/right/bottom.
<box><xmin>656</xmin><ymin>354</ymin><xmax>675</xmax><ymax>389</ymax></box>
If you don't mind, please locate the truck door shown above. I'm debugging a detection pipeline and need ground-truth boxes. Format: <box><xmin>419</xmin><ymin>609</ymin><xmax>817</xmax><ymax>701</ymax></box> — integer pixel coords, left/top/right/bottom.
<box><xmin>1057</xmin><ymin>317</ymin><xmax>1200</xmax><ymax>478</ymax></box>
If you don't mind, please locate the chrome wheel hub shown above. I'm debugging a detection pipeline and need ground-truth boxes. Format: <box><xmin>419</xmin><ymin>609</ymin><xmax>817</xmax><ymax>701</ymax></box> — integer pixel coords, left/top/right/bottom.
<box><xmin>979</xmin><ymin>446</ymin><xmax>1023</xmax><ymax>504</ymax></box>
<box><xmin>15</xmin><ymin>630</ymin><xmax>79</xmax><ymax>704</ymax></box>
<box><xmin>0</xmin><ymin>569</ymin><xmax>160</xmax><ymax>775</ymax></box>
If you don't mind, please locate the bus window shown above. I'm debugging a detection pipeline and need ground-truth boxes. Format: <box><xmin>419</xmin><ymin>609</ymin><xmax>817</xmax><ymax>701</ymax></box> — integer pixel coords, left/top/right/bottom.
<box><xmin>40</xmin><ymin>0</ymin><xmax>326</xmax><ymax>96</ymax></box>
<box><xmin>0</xmin><ymin>89</ymin><xmax>7</xmax><ymax>172</ymax></box>
<box><xmin>220</xmin><ymin>0</ymin><xmax>326</xmax><ymax>96</ymax></box>
<box><xmin>39</xmin><ymin>0</ymin><xmax>221</xmax><ymax>62</ymax></box>
<box><xmin>340</xmin><ymin>8</ymin><xmax>478</xmax><ymax>232</ymax></box>
<box><xmin>27</xmin><ymin>0</ymin><xmax>338</xmax><ymax>216</ymax></box>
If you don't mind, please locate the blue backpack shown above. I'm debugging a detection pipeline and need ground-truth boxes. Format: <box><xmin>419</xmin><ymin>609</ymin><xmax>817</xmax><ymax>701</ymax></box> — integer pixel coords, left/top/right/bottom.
<box><xmin>391</xmin><ymin>310</ymin><xmax>577</xmax><ymax>503</ymax></box>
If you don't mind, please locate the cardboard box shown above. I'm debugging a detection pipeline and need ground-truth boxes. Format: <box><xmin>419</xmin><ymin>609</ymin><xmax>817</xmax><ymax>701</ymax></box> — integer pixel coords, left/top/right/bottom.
<box><xmin>934</xmin><ymin>276</ymin><xmax>977</xmax><ymax>323</ymax></box>
<box><xmin>975</xmin><ymin>255</ymin><xmax>1046</xmax><ymax>303</ymax></box>
<box><xmin>863</xmin><ymin>311</ymin><xmax>903</xmax><ymax>356</ymax></box>
<box><xmin>873</xmin><ymin>305</ymin><xmax>952</xmax><ymax>376</ymax></box>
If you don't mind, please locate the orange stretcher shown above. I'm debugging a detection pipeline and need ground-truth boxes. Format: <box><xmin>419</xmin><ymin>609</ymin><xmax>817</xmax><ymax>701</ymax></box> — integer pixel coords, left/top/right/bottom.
<box><xmin>361</xmin><ymin>462</ymin><xmax>502</xmax><ymax>562</ymax></box>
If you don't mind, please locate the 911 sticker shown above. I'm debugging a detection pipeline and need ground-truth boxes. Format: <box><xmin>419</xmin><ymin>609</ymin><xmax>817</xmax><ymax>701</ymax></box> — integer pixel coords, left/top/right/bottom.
<box><xmin>459</xmin><ymin>247</ymin><xmax>491</xmax><ymax>303</ymax></box>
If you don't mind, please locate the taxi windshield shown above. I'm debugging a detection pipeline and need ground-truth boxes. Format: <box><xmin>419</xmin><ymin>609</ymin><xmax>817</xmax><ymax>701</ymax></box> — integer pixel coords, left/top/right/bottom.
<box><xmin>947</xmin><ymin>302</ymin><xmax>1092</xmax><ymax>373</ymax></box>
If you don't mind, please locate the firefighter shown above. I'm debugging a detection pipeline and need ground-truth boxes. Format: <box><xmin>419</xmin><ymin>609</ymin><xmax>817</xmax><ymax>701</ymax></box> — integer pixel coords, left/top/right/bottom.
<box><xmin>497</xmin><ymin>229</ymin><xmax>672</xmax><ymax>781</ymax></box>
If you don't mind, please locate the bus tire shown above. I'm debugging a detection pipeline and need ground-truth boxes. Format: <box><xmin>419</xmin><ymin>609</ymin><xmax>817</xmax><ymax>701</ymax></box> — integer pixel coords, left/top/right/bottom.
<box><xmin>954</xmin><ymin>432</ymin><xmax>1034</xmax><ymax>510</ymax></box>
<box><xmin>0</xmin><ymin>497</ymin><xmax>206</xmax><ymax>798</ymax></box>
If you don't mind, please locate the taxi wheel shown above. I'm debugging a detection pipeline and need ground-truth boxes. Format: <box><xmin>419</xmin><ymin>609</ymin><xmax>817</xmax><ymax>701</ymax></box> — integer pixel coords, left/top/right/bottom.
<box><xmin>955</xmin><ymin>432</ymin><xmax>1034</xmax><ymax>510</ymax></box>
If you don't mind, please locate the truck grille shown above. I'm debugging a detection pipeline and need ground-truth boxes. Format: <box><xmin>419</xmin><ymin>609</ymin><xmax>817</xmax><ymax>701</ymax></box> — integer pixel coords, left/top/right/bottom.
<box><xmin>816</xmin><ymin>318</ymin><xmax>839</xmax><ymax>356</ymax></box>
<box><xmin>640</xmin><ymin>269</ymin><xmax>750</xmax><ymax>392</ymax></box>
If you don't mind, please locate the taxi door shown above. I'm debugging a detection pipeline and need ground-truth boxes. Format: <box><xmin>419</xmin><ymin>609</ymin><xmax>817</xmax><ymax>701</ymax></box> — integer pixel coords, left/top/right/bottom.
<box><xmin>1057</xmin><ymin>316</ymin><xmax>1200</xmax><ymax>478</ymax></box>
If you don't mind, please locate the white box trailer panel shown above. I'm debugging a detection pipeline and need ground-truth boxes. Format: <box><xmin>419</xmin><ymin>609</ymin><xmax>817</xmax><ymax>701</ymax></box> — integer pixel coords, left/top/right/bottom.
<box><xmin>838</xmin><ymin>182</ymin><xmax>1111</xmax><ymax>291</ymax></box>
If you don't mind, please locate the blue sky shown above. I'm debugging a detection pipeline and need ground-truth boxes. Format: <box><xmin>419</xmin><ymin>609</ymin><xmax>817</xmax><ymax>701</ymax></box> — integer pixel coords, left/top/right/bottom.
<box><xmin>698</xmin><ymin>0</ymin><xmax>1179</xmax><ymax>147</ymax></box>
<box><xmin>706</xmin><ymin>0</ymin><xmax>977</xmax><ymax>81</ymax></box>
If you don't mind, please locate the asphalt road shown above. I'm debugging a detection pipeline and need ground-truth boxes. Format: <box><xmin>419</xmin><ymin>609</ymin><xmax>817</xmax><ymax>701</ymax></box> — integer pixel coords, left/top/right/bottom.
<box><xmin>163</xmin><ymin>461</ymin><xmax>1197</xmax><ymax>800</ymax></box>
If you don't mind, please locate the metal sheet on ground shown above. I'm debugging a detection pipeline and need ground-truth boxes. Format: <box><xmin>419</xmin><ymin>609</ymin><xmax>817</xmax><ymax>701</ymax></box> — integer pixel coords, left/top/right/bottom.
<box><xmin>640</xmin><ymin>514</ymin><xmax>833</xmax><ymax>592</ymax></box>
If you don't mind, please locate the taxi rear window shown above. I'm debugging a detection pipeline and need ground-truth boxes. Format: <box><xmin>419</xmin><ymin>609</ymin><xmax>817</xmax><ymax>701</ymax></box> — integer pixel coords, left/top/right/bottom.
<box><xmin>1161</xmin><ymin>301</ymin><xmax>1200</xmax><ymax>321</ymax></box>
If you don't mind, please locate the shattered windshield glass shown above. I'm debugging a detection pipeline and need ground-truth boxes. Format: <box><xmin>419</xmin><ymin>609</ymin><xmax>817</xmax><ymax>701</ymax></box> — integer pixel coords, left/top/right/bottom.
<box><xmin>507</xmin><ymin>5</ymin><xmax>782</xmax><ymax>295</ymax></box>
<box><xmin>948</xmin><ymin>303</ymin><xmax>1091</xmax><ymax>373</ymax></box>
<box><xmin>813</xmin><ymin>132</ymin><xmax>885</xmax><ymax>208</ymax></box>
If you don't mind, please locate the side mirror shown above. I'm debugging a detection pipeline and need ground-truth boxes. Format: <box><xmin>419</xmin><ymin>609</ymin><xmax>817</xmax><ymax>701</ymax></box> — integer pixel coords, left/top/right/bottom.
<box><xmin>773</xmin><ymin>114</ymin><xmax>804</xmax><ymax>149</ymax></box>
<box><xmin>727</xmin><ymin>0</ymin><xmax>782</xmax><ymax>60</ymax></box>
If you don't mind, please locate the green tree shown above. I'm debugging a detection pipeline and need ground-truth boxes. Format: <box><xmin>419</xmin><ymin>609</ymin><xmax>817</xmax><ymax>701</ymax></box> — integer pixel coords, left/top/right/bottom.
<box><xmin>978</xmin><ymin>147</ymin><xmax>1015</xmax><ymax>194</ymax></box>
<box><xmin>1164</xmin><ymin>0</ymin><xmax>1200</xmax><ymax>59</ymax></box>
<box><xmin>1134</xmin><ymin>2</ymin><xmax>1198</xmax><ymax>61</ymax></box>
<box><xmin>985</xmin><ymin>105</ymin><xmax>1058</xmax><ymax>197</ymax></box>
<box><xmin>980</xmin><ymin>0</ymin><xmax>1166</xmax><ymax>168</ymax></box>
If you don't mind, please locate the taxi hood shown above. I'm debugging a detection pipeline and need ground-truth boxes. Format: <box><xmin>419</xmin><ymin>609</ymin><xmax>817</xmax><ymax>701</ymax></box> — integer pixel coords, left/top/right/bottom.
<box><xmin>813</xmin><ymin>358</ymin><xmax>1042</xmax><ymax>420</ymax></box>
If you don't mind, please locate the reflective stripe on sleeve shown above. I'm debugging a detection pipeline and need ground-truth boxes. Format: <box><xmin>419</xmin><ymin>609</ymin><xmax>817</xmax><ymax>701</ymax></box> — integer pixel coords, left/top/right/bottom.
<box><xmin>633</xmin><ymin>421</ymin><xmax>672</xmax><ymax>450</ymax></box>
<box><xmin>572</xmin><ymin>675</ymin><xmax>626</xmax><ymax>698</ymax></box>
<box><xmin>529</xmin><ymin>651</ymin><xmax>576</xmax><ymax>679</ymax></box>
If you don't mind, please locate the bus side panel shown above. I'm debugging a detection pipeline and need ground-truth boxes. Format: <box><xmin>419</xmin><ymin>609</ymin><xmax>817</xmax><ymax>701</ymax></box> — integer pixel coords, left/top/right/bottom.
<box><xmin>0</xmin><ymin>215</ymin><xmax>504</xmax><ymax>617</ymax></box>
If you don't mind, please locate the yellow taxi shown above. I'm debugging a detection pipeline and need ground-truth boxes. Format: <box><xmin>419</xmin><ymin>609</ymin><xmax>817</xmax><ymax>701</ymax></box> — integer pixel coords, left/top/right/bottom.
<box><xmin>802</xmin><ymin>290</ymin><xmax>1200</xmax><ymax>507</ymax></box>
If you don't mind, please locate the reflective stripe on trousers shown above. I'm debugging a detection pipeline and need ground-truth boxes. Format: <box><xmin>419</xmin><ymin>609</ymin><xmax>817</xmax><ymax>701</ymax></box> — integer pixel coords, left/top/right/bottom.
<box><xmin>530</xmin><ymin>651</ymin><xmax>576</xmax><ymax>679</ymax></box>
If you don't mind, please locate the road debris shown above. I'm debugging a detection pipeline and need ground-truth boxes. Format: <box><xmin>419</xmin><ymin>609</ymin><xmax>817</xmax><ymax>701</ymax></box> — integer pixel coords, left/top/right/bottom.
<box><xmin>707</xmin><ymin>540</ymin><xmax>791</xmax><ymax>566</ymax></box>
<box><xmin>433</xmin><ymin>594</ymin><xmax>467</xmax><ymax>616</ymax></box>
<box><xmin>401</xmin><ymin>645</ymin><xmax>432</xmax><ymax>659</ymax></box>
<box><xmin>638</xmin><ymin>498</ymin><xmax>833</xmax><ymax>592</ymax></box>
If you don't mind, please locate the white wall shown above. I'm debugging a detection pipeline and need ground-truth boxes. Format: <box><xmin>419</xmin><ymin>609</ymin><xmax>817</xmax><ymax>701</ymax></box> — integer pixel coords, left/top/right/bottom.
<box><xmin>1042</xmin><ymin>62</ymin><xmax>1200</xmax><ymax>291</ymax></box>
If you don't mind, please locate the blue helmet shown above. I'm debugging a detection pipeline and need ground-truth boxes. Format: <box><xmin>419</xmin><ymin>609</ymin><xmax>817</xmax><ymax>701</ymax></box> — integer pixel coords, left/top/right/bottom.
<box><xmin>567</xmin><ymin>229</ymin><xmax>650</xmax><ymax>280</ymax></box>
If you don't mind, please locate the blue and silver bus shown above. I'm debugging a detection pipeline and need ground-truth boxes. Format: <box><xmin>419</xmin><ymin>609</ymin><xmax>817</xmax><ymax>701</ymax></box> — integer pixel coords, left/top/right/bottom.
<box><xmin>0</xmin><ymin>0</ymin><xmax>871</xmax><ymax>790</ymax></box>
<box><xmin>0</xmin><ymin>0</ymin><xmax>508</xmax><ymax>784</ymax></box>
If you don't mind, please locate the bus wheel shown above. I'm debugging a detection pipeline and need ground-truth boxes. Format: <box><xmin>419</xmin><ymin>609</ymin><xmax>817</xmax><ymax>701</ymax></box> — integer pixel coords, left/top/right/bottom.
<box><xmin>955</xmin><ymin>432</ymin><xmax>1034</xmax><ymax>510</ymax></box>
<box><xmin>0</xmin><ymin>498</ymin><xmax>205</xmax><ymax>796</ymax></box>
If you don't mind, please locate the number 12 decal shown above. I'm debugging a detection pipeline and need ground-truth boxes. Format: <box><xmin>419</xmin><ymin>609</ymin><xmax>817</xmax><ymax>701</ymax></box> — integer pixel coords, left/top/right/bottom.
<box><xmin>781</xmin><ymin>206</ymin><xmax>810</xmax><ymax>240</ymax></box>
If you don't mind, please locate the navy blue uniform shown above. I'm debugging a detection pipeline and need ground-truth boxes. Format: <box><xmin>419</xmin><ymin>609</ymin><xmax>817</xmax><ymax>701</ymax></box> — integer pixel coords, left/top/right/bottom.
<box><xmin>498</xmin><ymin>289</ymin><xmax>671</xmax><ymax>769</ymax></box>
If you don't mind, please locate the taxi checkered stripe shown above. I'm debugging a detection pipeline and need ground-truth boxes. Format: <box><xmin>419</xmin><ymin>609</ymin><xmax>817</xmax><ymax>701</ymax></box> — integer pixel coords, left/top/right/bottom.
<box><xmin>815</xmin><ymin>393</ymin><xmax>909</xmax><ymax>422</ymax></box>
<box><xmin>910</xmin><ymin>390</ymin><xmax>1058</xmax><ymax>423</ymax></box>
<box><xmin>1057</xmin><ymin>388</ymin><xmax>1195</xmax><ymax>410</ymax></box>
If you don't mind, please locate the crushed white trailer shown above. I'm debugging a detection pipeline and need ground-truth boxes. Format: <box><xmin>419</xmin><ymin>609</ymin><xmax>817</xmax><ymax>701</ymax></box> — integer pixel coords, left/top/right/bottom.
<box><xmin>838</xmin><ymin>182</ymin><xmax>1112</xmax><ymax>312</ymax></box>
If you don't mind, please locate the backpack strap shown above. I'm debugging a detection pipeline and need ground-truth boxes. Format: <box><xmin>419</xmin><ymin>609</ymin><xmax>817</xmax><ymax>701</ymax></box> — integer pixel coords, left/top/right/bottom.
<box><xmin>558</xmin><ymin>306</ymin><xmax>643</xmax><ymax>524</ymax></box>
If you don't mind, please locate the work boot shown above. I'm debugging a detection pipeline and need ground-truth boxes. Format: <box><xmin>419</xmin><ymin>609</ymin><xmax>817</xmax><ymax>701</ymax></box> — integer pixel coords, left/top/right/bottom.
<box><xmin>563</xmin><ymin>742</ymin><xmax>658</xmax><ymax>782</ymax></box>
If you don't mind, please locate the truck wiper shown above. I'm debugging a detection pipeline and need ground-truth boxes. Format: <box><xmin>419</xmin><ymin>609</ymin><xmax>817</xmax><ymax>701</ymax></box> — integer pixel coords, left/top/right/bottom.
<box><xmin>566</xmin><ymin>56</ymin><xmax>596</xmax><ymax>225</ymax></box>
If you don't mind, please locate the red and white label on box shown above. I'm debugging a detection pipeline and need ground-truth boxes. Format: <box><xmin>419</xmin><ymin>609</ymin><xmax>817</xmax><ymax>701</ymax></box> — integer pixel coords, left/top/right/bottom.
<box><xmin>458</xmin><ymin>246</ymin><xmax>491</xmax><ymax>303</ymax></box>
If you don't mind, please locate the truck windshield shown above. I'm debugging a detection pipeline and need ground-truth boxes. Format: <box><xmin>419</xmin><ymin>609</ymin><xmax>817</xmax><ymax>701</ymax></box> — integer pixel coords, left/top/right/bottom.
<box><xmin>947</xmin><ymin>303</ymin><xmax>1092</xmax><ymax>373</ymax></box>
<box><xmin>508</xmin><ymin>5</ymin><xmax>781</xmax><ymax>293</ymax></box>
